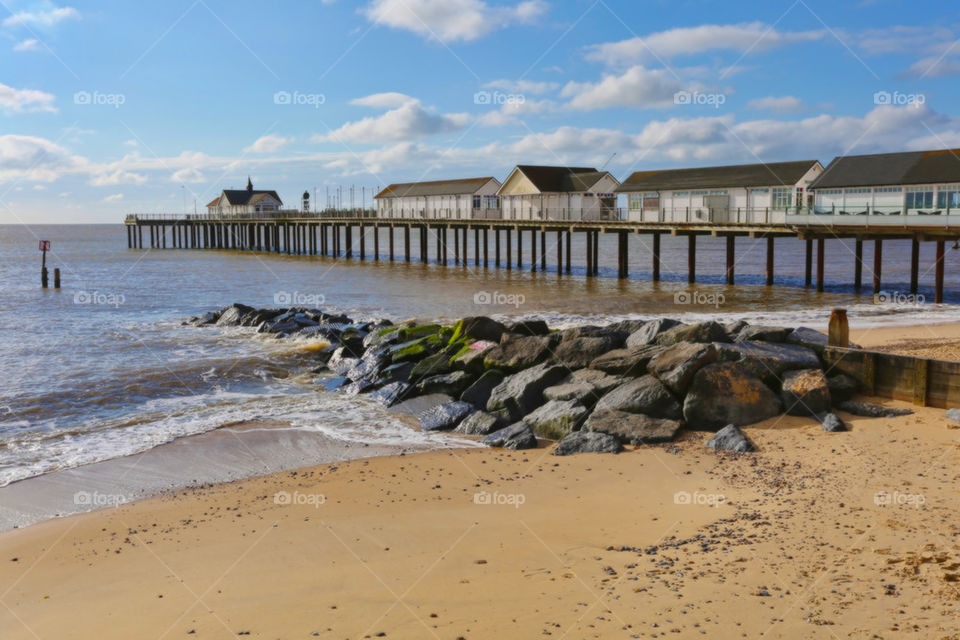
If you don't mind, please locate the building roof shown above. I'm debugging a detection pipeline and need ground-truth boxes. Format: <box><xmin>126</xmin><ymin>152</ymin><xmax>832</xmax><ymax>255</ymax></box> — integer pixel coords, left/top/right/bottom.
<box><xmin>511</xmin><ymin>165</ymin><xmax>613</xmax><ymax>192</ymax></box>
<box><xmin>375</xmin><ymin>177</ymin><xmax>498</xmax><ymax>199</ymax></box>
<box><xmin>219</xmin><ymin>189</ymin><xmax>282</xmax><ymax>205</ymax></box>
<box><xmin>810</xmin><ymin>149</ymin><xmax>960</xmax><ymax>189</ymax></box>
<box><xmin>616</xmin><ymin>160</ymin><xmax>820</xmax><ymax>193</ymax></box>
<box><xmin>206</xmin><ymin>197</ymin><xmax>220</xmax><ymax>207</ymax></box>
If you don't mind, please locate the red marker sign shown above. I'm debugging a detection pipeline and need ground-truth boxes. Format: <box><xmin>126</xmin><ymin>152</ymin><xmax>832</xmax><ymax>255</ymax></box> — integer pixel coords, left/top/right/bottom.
<box><xmin>39</xmin><ymin>240</ymin><xmax>50</xmax><ymax>251</ymax></box>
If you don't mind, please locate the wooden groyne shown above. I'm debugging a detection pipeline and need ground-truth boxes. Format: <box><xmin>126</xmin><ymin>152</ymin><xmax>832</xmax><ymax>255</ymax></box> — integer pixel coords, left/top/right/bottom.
<box><xmin>124</xmin><ymin>213</ymin><xmax>957</xmax><ymax>302</ymax></box>
<box><xmin>824</xmin><ymin>346</ymin><xmax>958</xmax><ymax>408</ymax></box>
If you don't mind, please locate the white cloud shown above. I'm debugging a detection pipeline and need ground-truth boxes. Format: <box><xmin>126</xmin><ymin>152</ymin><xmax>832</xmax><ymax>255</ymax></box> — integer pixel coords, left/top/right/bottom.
<box><xmin>172</xmin><ymin>168</ymin><xmax>205</xmax><ymax>183</ymax></box>
<box><xmin>90</xmin><ymin>169</ymin><xmax>147</xmax><ymax>186</ymax></box>
<box><xmin>3</xmin><ymin>6</ymin><xmax>80</xmax><ymax>28</ymax></box>
<box><xmin>350</xmin><ymin>92</ymin><xmax>418</xmax><ymax>108</ymax></box>
<box><xmin>123</xmin><ymin>139</ymin><xmax>139</xmax><ymax>147</ymax></box>
<box><xmin>364</xmin><ymin>0</ymin><xmax>546</xmax><ymax>42</ymax></box>
<box><xmin>103</xmin><ymin>193</ymin><xmax>124</xmax><ymax>203</ymax></box>
<box><xmin>561</xmin><ymin>66</ymin><xmax>682</xmax><ymax>110</ymax></box>
<box><xmin>483</xmin><ymin>79</ymin><xmax>559</xmax><ymax>95</ymax></box>
<box><xmin>586</xmin><ymin>23</ymin><xmax>825</xmax><ymax>66</ymax></box>
<box><xmin>747</xmin><ymin>96</ymin><xmax>805</xmax><ymax>112</ymax></box>
<box><xmin>318</xmin><ymin>100</ymin><xmax>470</xmax><ymax>142</ymax></box>
<box><xmin>0</xmin><ymin>82</ymin><xmax>56</xmax><ymax>114</ymax></box>
<box><xmin>13</xmin><ymin>39</ymin><xmax>41</xmax><ymax>52</ymax></box>
<box><xmin>0</xmin><ymin>134</ymin><xmax>79</xmax><ymax>182</ymax></box>
<box><xmin>904</xmin><ymin>55</ymin><xmax>960</xmax><ymax>78</ymax></box>
<box><xmin>245</xmin><ymin>134</ymin><xmax>290</xmax><ymax>153</ymax></box>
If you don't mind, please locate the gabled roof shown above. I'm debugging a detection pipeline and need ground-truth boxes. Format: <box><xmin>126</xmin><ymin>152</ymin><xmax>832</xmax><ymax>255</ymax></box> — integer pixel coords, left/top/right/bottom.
<box><xmin>616</xmin><ymin>160</ymin><xmax>820</xmax><ymax>193</ymax></box>
<box><xmin>220</xmin><ymin>189</ymin><xmax>282</xmax><ymax>205</ymax></box>
<box><xmin>206</xmin><ymin>197</ymin><xmax>220</xmax><ymax>207</ymax></box>
<box><xmin>810</xmin><ymin>149</ymin><xmax>960</xmax><ymax>189</ymax></box>
<box><xmin>509</xmin><ymin>165</ymin><xmax>614</xmax><ymax>193</ymax></box>
<box><xmin>375</xmin><ymin>177</ymin><xmax>498</xmax><ymax>199</ymax></box>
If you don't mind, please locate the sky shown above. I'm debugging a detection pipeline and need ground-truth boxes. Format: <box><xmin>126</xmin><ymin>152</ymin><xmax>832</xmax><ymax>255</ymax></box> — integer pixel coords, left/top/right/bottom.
<box><xmin>2</xmin><ymin>0</ymin><xmax>960</xmax><ymax>223</ymax></box>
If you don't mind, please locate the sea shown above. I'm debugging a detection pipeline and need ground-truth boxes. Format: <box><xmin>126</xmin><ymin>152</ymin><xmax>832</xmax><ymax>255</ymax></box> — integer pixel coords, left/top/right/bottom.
<box><xmin>1</xmin><ymin>223</ymin><xmax>959</xmax><ymax>525</ymax></box>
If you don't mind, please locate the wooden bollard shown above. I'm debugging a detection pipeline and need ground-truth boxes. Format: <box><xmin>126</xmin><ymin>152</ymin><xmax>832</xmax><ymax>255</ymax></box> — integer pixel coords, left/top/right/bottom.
<box><xmin>828</xmin><ymin>308</ymin><xmax>849</xmax><ymax>348</ymax></box>
<box><xmin>53</xmin><ymin>268</ymin><xmax>61</xmax><ymax>289</ymax></box>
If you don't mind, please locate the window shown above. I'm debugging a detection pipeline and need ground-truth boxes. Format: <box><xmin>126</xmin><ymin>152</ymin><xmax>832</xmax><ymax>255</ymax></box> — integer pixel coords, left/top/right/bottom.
<box><xmin>752</xmin><ymin>188</ymin><xmax>770</xmax><ymax>194</ymax></box>
<box><xmin>875</xmin><ymin>187</ymin><xmax>903</xmax><ymax>193</ymax></box>
<box><xmin>691</xmin><ymin>190</ymin><xmax>708</xmax><ymax>196</ymax></box>
<box><xmin>473</xmin><ymin>195</ymin><xmax>481</xmax><ymax>209</ymax></box>
<box><xmin>628</xmin><ymin>194</ymin><xmax>643</xmax><ymax>210</ymax></box>
<box><xmin>484</xmin><ymin>195</ymin><xmax>500</xmax><ymax>210</ymax></box>
<box><xmin>906</xmin><ymin>186</ymin><xmax>934</xmax><ymax>209</ymax></box>
<box><xmin>937</xmin><ymin>186</ymin><xmax>960</xmax><ymax>209</ymax></box>
<box><xmin>818</xmin><ymin>189</ymin><xmax>842</xmax><ymax>195</ymax></box>
<box><xmin>772</xmin><ymin>187</ymin><xmax>793</xmax><ymax>209</ymax></box>
<box><xmin>673</xmin><ymin>191</ymin><xmax>689</xmax><ymax>197</ymax></box>
<box><xmin>710</xmin><ymin>190</ymin><xmax>728</xmax><ymax>195</ymax></box>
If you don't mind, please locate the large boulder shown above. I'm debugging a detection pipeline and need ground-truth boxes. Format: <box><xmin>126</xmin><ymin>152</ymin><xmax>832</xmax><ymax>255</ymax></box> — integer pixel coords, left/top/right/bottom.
<box><xmin>648</xmin><ymin>342</ymin><xmax>718</xmax><ymax>396</ymax></box>
<box><xmin>484</xmin><ymin>334</ymin><xmax>556</xmax><ymax>373</ymax></box>
<box><xmin>736</xmin><ymin>325</ymin><xmax>792</xmax><ymax>343</ymax></box>
<box><xmin>560</xmin><ymin>325</ymin><xmax>627</xmax><ymax>346</ymax></box>
<box><xmin>375</xmin><ymin>361</ymin><xmax>415</xmax><ymax>385</ymax></box>
<box><xmin>507</xmin><ymin>320</ymin><xmax>550</xmax><ymax>336</ymax></box>
<box><xmin>626</xmin><ymin>318</ymin><xmax>682</xmax><ymax>347</ymax></box>
<box><xmin>590</xmin><ymin>345</ymin><xmax>666</xmax><ymax>377</ymax></box>
<box><xmin>683</xmin><ymin>362</ymin><xmax>782</xmax><ymax>430</ymax></box>
<box><xmin>716</xmin><ymin>341</ymin><xmax>822</xmax><ymax>383</ymax></box>
<box><xmin>780</xmin><ymin>369</ymin><xmax>831</xmax><ymax>416</ymax></box>
<box><xmin>594</xmin><ymin>375</ymin><xmax>682</xmax><ymax>420</ymax></box>
<box><xmin>486</xmin><ymin>363</ymin><xmax>567</xmax><ymax>423</ymax></box>
<box><xmin>827</xmin><ymin>374</ymin><xmax>859</xmax><ymax>402</ymax></box>
<box><xmin>419</xmin><ymin>400</ymin><xmax>475</xmax><ymax>431</ymax></box>
<box><xmin>543</xmin><ymin>382</ymin><xmax>598</xmax><ymax>405</ymax></box>
<box><xmin>327</xmin><ymin>348</ymin><xmax>360</xmax><ymax>376</ymax></box>
<box><xmin>656</xmin><ymin>321</ymin><xmax>730</xmax><ymax>346</ymax></box>
<box><xmin>455</xmin><ymin>411</ymin><xmax>505</xmax><ymax>435</ymax></box>
<box><xmin>568</xmin><ymin>368</ymin><xmax>624</xmax><ymax>395</ymax></box>
<box><xmin>584</xmin><ymin>409</ymin><xmax>682</xmax><ymax>445</ymax></box>
<box><xmin>481</xmin><ymin>422</ymin><xmax>537</xmax><ymax>449</ymax></box>
<box><xmin>368</xmin><ymin>382</ymin><xmax>410</xmax><ymax>407</ymax></box>
<box><xmin>416</xmin><ymin>371</ymin><xmax>475</xmax><ymax>397</ymax></box>
<box><xmin>451</xmin><ymin>341</ymin><xmax>497</xmax><ymax>374</ymax></box>
<box><xmin>390</xmin><ymin>338</ymin><xmax>434</xmax><ymax>364</ymax></box>
<box><xmin>409</xmin><ymin>352</ymin><xmax>452</xmax><ymax>380</ymax></box>
<box><xmin>460</xmin><ymin>369</ymin><xmax>505</xmax><ymax>409</ymax></box>
<box><xmin>705</xmin><ymin>424</ymin><xmax>756</xmax><ymax>452</ymax></box>
<box><xmin>451</xmin><ymin>316</ymin><xmax>508</xmax><ymax>343</ymax></box>
<box><xmin>215</xmin><ymin>303</ymin><xmax>255</xmax><ymax>326</ymax></box>
<box><xmin>522</xmin><ymin>399</ymin><xmax>590</xmax><ymax>439</ymax></box>
<box><xmin>785</xmin><ymin>327</ymin><xmax>829</xmax><ymax>355</ymax></box>
<box><xmin>553</xmin><ymin>336</ymin><xmax>621</xmax><ymax>369</ymax></box>
<box><xmin>553</xmin><ymin>431</ymin><xmax>622</xmax><ymax>456</ymax></box>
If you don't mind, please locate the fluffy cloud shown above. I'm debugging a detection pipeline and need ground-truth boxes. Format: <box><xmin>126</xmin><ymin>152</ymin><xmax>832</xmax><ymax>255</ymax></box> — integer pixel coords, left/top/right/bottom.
<box><xmin>747</xmin><ymin>96</ymin><xmax>805</xmax><ymax>112</ymax></box>
<box><xmin>482</xmin><ymin>79</ymin><xmax>559</xmax><ymax>95</ymax></box>
<box><xmin>245</xmin><ymin>134</ymin><xmax>290</xmax><ymax>153</ymax></box>
<box><xmin>586</xmin><ymin>23</ymin><xmax>824</xmax><ymax>66</ymax></box>
<box><xmin>561</xmin><ymin>66</ymin><xmax>682</xmax><ymax>110</ymax></box>
<box><xmin>0</xmin><ymin>134</ymin><xmax>78</xmax><ymax>182</ymax></box>
<box><xmin>318</xmin><ymin>99</ymin><xmax>469</xmax><ymax>143</ymax></box>
<box><xmin>350</xmin><ymin>92</ymin><xmax>418</xmax><ymax>108</ymax></box>
<box><xmin>364</xmin><ymin>0</ymin><xmax>546</xmax><ymax>42</ymax></box>
<box><xmin>0</xmin><ymin>82</ymin><xmax>56</xmax><ymax>114</ymax></box>
<box><xmin>89</xmin><ymin>169</ymin><xmax>147</xmax><ymax>186</ymax></box>
<box><xmin>171</xmin><ymin>168</ymin><xmax>205</xmax><ymax>183</ymax></box>
<box><xmin>13</xmin><ymin>39</ymin><xmax>41</xmax><ymax>52</ymax></box>
<box><xmin>103</xmin><ymin>193</ymin><xmax>123</xmax><ymax>202</ymax></box>
<box><xmin>3</xmin><ymin>6</ymin><xmax>80</xmax><ymax>28</ymax></box>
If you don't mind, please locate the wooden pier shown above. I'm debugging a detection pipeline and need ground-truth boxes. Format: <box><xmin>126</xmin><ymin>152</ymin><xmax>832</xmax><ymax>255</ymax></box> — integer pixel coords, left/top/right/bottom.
<box><xmin>124</xmin><ymin>213</ymin><xmax>958</xmax><ymax>302</ymax></box>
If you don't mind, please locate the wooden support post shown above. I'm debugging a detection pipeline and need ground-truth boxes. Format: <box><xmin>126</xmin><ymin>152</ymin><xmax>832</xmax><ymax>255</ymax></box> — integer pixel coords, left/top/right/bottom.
<box><xmin>506</xmin><ymin>228</ymin><xmax>512</xmax><ymax>271</ymax></box>
<box><xmin>541</xmin><ymin>228</ymin><xmax>546</xmax><ymax>271</ymax></box>
<box><xmin>454</xmin><ymin>226</ymin><xmax>460</xmax><ymax>265</ymax></box>
<box><xmin>389</xmin><ymin>226</ymin><xmax>395</xmax><ymax>261</ymax></box>
<box><xmin>910</xmin><ymin>238</ymin><xmax>920</xmax><ymax>294</ymax></box>
<box><xmin>855</xmin><ymin>239</ymin><xmax>864</xmax><ymax>290</ymax></box>
<box><xmin>483</xmin><ymin>228</ymin><xmax>489</xmax><ymax>267</ymax></box>
<box><xmin>725</xmin><ymin>235</ymin><xmax>735</xmax><ymax>285</ymax></box>
<box><xmin>618</xmin><ymin>231</ymin><xmax>629</xmax><ymax>279</ymax></box>
<box><xmin>402</xmin><ymin>226</ymin><xmax>409</xmax><ymax>262</ymax></box>
<box><xmin>817</xmin><ymin>238</ymin><xmax>825</xmax><ymax>292</ymax></box>
<box><xmin>936</xmin><ymin>240</ymin><xmax>946</xmax><ymax>304</ymax></box>
<box><xmin>565</xmin><ymin>231</ymin><xmax>571</xmax><ymax>274</ymax></box>
<box><xmin>516</xmin><ymin>228</ymin><xmax>522</xmax><ymax>268</ymax></box>
<box><xmin>557</xmin><ymin>230</ymin><xmax>563</xmax><ymax>274</ymax></box>
<box><xmin>766</xmin><ymin>236</ymin><xmax>774</xmax><ymax>286</ymax></box>
<box><xmin>531</xmin><ymin>228</ymin><xmax>537</xmax><ymax>272</ymax></box>
<box><xmin>162</xmin><ymin>225</ymin><xmax>167</xmax><ymax>249</ymax></box>
<box><xmin>804</xmin><ymin>239</ymin><xmax>813</xmax><ymax>287</ymax></box>
<box><xmin>913</xmin><ymin>358</ymin><xmax>929</xmax><ymax>406</ymax></box>
<box><xmin>592</xmin><ymin>231</ymin><xmax>599</xmax><ymax>276</ymax></box>
<box><xmin>137</xmin><ymin>226</ymin><xmax>142</xmax><ymax>249</ymax></box>
<box><xmin>420</xmin><ymin>226</ymin><xmax>427</xmax><ymax>262</ymax></box>
<box><xmin>652</xmin><ymin>233</ymin><xmax>660</xmax><ymax>282</ymax></box>
<box><xmin>373</xmin><ymin>225</ymin><xmax>379</xmax><ymax>260</ymax></box>
<box><xmin>688</xmin><ymin>234</ymin><xmax>696</xmax><ymax>283</ymax></box>
<box><xmin>873</xmin><ymin>239</ymin><xmax>883</xmax><ymax>295</ymax></box>
<box><xmin>495</xmin><ymin>228</ymin><xmax>500</xmax><ymax>266</ymax></box>
<box><xmin>586</xmin><ymin>231</ymin><xmax>593</xmax><ymax>277</ymax></box>
<box><xmin>359</xmin><ymin>224</ymin><xmax>366</xmax><ymax>260</ymax></box>
<box><xmin>474</xmin><ymin>228</ymin><xmax>480</xmax><ymax>266</ymax></box>
<box><xmin>345</xmin><ymin>225</ymin><xmax>353</xmax><ymax>259</ymax></box>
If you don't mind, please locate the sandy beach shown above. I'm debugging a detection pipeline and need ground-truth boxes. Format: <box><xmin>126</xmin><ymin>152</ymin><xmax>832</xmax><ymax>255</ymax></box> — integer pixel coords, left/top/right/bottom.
<box><xmin>852</xmin><ymin>321</ymin><xmax>960</xmax><ymax>361</ymax></box>
<box><xmin>3</xmin><ymin>324</ymin><xmax>960</xmax><ymax>639</ymax></box>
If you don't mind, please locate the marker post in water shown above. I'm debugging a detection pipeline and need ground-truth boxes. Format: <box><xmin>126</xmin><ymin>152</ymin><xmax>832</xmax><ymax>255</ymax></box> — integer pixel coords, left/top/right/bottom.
<box><xmin>39</xmin><ymin>240</ymin><xmax>50</xmax><ymax>288</ymax></box>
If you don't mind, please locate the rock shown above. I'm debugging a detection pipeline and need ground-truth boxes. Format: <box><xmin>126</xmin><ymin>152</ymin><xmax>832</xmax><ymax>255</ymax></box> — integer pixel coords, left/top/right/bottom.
<box><xmin>553</xmin><ymin>431</ymin><xmax>622</xmax><ymax>456</ymax></box>
<box><xmin>523</xmin><ymin>399</ymin><xmax>590</xmax><ymax>439</ymax></box>
<box><xmin>483</xmin><ymin>334</ymin><xmax>556</xmax><ymax>373</ymax></box>
<box><xmin>486</xmin><ymin>363</ymin><xmax>567</xmax><ymax>423</ymax></box>
<box><xmin>590</xmin><ymin>345</ymin><xmax>666</xmax><ymax>377</ymax></box>
<box><xmin>568</xmin><ymin>368</ymin><xmax>624</xmax><ymax>396</ymax></box>
<box><xmin>416</xmin><ymin>371</ymin><xmax>475</xmax><ymax>397</ymax></box>
<box><xmin>705</xmin><ymin>424</ymin><xmax>756</xmax><ymax>452</ymax></box>
<box><xmin>460</xmin><ymin>370</ymin><xmax>505</xmax><ymax>409</ymax></box>
<box><xmin>648</xmin><ymin>343</ymin><xmax>718</xmax><ymax>396</ymax></box>
<box><xmin>344</xmin><ymin>348</ymin><xmax>391</xmax><ymax>382</ymax></box>
<box><xmin>258</xmin><ymin>319</ymin><xmax>300</xmax><ymax>335</ymax></box>
<box><xmin>320</xmin><ymin>376</ymin><xmax>350</xmax><ymax>392</ymax></box>
<box><xmin>724</xmin><ymin>320</ymin><xmax>749</xmax><ymax>336</ymax></box>
<box><xmin>215</xmin><ymin>303</ymin><xmax>255</xmax><ymax>326</ymax></box>
<box><xmin>584</xmin><ymin>409</ymin><xmax>682</xmax><ymax>445</ymax></box>
<box><xmin>836</xmin><ymin>401</ymin><xmax>913</xmax><ymax>418</ymax></box>
<box><xmin>481</xmin><ymin>422</ymin><xmax>538</xmax><ymax>450</ymax></box>
<box><xmin>625</xmin><ymin>318</ymin><xmax>682</xmax><ymax>347</ymax></box>
<box><xmin>560</xmin><ymin>325</ymin><xmax>627</xmax><ymax>345</ymax></box>
<box><xmin>781</xmin><ymin>369</ymin><xmax>831</xmax><ymax>416</ymax></box>
<box><xmin>390</xmin><ymin>338</ymin><xmax>434</xmax><ymax>364</ymax></box>
<box><xmin>827</xmin><ymin>374</ymin><xmax>859</xmax><ymax>402</ymax></box>
<box><xmin>816</xmin><ymin>412</ymin><xmax>846</xmax><ymax>432</ymax></box>
<box><xmin>507</xmin><ymin>320</ymin><xmax>550</xmax><ymax>336</ymax></box>
<box><xmin>785</xmin><ymin>327</ymin><xmax>829</xmax><ymax>355</ymax></box>
<box><xmin>451</xmin><ymin>341</ymin><xmax>497</xmax><ymax>374</ymax></box>
<box><xmin>947</xmin><ymin>408</ymin><xmax>960</xmax><ymax>425</ymax></box>
<box><xmin>192</xmin><ymin>310</ymin><xmax>221</xmax><ymax>326</ymax></box>
<box><xmin>717</xmin><ymin>341</ymin><xmax>821</xmax><ymax>383</ymax></box>
<box><xmin>395</xmin><ymin>324</ymin><xmax>442</xmax><ymax>342</ymax></box>
<box><xmin>553</xmin><ymin>336</ymin><xmax>622</xmax><ymax>369</ymax></box>
<box><xmin>327</xmin><ymin>348</ymin><xmax>360</xmax><ymax>376</ymax></box>
<box><xmin>376</xmin><ymin>362</ymin><xmax>415</xmax><ymax>384</ymax></box>
<box><xmin>368</xmin><ymin>382</ymin><xmax>410</xmax><ymax>407</ymax></box>
<box><xmin>342</xmin><ymin>379</ymin><xmax>375</xmax><ymax>396</ymax></box>
<box><xmin>736</xmin><ymin>325</ymin><xmax>792</xmax><ymax>343</ymax></box>
<box><xmin>544</xmin><ymin>382</ymin><xmax>597</xmax><ymax>404</ymax></box>
<box><xmin>607</xmin><ymin>319</ymin><xmax>648</xmax><ymax>335</ymax></box>
<box><xmin>451</xmin><ymin>316</ymin><xmax>508</xmax><ymax>343</ymax></box>
<box><xmin>455</xmin><ymin>411</ymin><xmax>504</xmax><ymax>435</ymax></box>
<box><xmin>656</xmin><ymin>321</ymin><xmax>730</xmax><ymax>346</ymax></box>
<box><xmin>338</xmin><ymin>327</ymin><xmax>368</xmax><ymax>357</ymax></box>
<box><xmin>409</xmin><ymin>352</ymin><xmax>452</xmax><ymax>381</ymax></box>
<box><xmin>683</xmin><ymin>362</ymin><xmax>782</xmax><ymax>430</ymax></box>
<box><xmin>419</xmin><ymin>401</ymin><xmax>475</xmax><ymax>431</ymax></box>
<box><xmin>595</xmin><ymin>375</ymin><xmax>682</xmax><ymax>420</ymax></box>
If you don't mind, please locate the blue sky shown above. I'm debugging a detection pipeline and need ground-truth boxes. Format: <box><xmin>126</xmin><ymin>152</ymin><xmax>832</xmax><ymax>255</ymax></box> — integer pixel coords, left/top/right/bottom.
<box><xmin>2</xmin><ymin>0</ymin><xmax>959</xmax><ymax>222</ymax></box>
